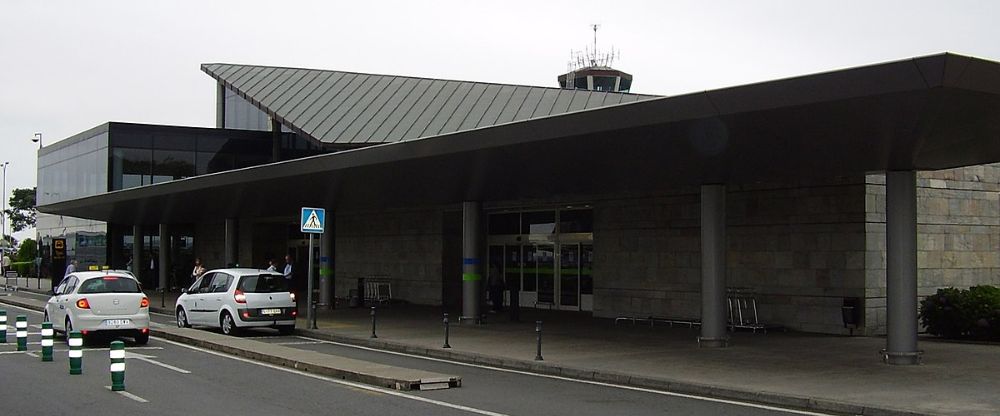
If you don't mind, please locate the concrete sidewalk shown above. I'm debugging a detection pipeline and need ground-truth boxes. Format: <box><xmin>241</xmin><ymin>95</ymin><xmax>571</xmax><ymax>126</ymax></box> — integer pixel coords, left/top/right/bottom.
<box><xmin>6</xmin><ymin>280</ymin><xmax>998</xmax><ymax>415</ymax></box>
<box><xmin>290</xmin><ymin>304</ymin><xmax>999</xmax><ymax>416</ymax></box>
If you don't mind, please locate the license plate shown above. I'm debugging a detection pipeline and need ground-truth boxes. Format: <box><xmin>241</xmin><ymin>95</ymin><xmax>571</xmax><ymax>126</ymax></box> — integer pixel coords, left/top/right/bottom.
<box><xmin>260</xmin><ymin>308</ymin><xmax>281</xmax><ymax>316</ymax></box>
<box><xmin>104</xmin><ymin>319</ymin><xmax>131</xmax><ymax>326</ymax></box>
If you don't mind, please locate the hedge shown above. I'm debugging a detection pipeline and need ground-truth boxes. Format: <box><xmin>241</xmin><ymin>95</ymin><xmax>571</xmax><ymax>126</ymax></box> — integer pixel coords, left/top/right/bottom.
<box><xmin>919</xmin><ymin>285</ymin><xmax>1000</xmax><ymax>340</ymax></box>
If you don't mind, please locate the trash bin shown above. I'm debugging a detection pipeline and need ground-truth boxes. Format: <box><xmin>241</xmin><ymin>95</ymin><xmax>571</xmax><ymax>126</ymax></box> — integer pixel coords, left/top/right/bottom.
<box><xmin>842</xmin><ymin>297</ymin><xmax>860</xmax><ymax>328</ymax></box>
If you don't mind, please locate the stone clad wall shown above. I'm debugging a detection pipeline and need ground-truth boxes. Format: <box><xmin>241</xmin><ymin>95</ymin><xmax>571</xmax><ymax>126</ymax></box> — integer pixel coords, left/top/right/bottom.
<box><xmin>864</xmin><ymin>165</ymin><xmax>1000</xmax><ymax>335</ymax></box>
<box><xmin>335</xmin><ymin>208</ymin><xmax>444</xmax><ymax>305</ymax></box>
<box><xmin>193</xmin><ymin>221</ymin><xmax>226</xmax><ymax>269</ymax></box>
<box><xmin>594</xmin><ymin>180</ymin><xmax>868</xmax><ymax>334</ymax></box>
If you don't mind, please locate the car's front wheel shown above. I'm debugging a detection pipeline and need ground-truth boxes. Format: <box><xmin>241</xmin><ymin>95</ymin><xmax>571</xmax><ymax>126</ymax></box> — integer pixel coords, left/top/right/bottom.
<box><xmin>176</xmin><ymin>308</ymin><xmax>191</xmax><ymax>328</ymax></box>
<box><xmin>64</xmin><ymin>318</ymin><xmax>76</xmax><ymax>346</ymax></box>
<box><xmin>220</xmin><ymin>312</ymin><xmax>239</xmax><ymax>336</ymax></box>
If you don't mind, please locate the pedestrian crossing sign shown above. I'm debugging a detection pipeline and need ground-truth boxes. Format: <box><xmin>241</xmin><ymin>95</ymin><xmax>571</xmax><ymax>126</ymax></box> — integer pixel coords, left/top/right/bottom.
<box><xmin>300</xmin><ymin>207</ymin><xmax>326</xmax><ymax>234</ymax></box>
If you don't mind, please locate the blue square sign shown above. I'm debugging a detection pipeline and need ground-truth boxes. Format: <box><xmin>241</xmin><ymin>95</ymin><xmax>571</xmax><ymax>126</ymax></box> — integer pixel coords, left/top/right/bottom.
<box><xmin>300</xmin><ymin>207</ymin><xmax>325</xmax><ymax>234</ymax></box>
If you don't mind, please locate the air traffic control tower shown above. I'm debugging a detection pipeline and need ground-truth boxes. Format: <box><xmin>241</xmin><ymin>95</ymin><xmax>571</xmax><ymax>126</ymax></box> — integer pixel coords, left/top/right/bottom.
<box><xmin>557</xmin><ymin>25</ymin><xmax>632</xmax><ymax>93</ymax></box>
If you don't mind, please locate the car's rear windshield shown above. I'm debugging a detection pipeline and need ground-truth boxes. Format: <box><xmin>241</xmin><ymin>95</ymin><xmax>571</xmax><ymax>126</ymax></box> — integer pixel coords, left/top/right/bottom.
<box><xmin>77</xmin><ymin>276</ymin><xmax>142</xmax><ymax>294</ymax></box>
<box><xmin>237</xmin><ymin>274</ymin><xmax>289</xmax><ymax>293</ymax></box>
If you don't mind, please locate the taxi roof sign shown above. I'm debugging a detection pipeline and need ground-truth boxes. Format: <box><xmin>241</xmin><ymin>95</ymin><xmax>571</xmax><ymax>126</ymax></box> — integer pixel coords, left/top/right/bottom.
<box><xmin>300</xmin><ymin>207</ymin><xmax>325</xmax><ymax>234</ymax></box>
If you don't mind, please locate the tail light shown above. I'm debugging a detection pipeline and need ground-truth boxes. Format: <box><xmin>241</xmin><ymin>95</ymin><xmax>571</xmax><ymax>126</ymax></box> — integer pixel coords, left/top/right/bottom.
<box><xmin>76</xmin><ymin>298</ymin><xmax>91</xmax><ymax>309</ymax></box>
<box><xmin>242</xmin><ymin>311</ymin><xmax>250</xmax><ymax>319</ymax></box>
<box><xmin>290</xmin><ymin>292</ymin><xmax>296</xmax><ymax>301</ymax></box>
<box><xmin>141</xmin><ymin>328</ymin><xmax>149</xmax><ymax>334</ymax></box>
<box><xmin>234</xmin><ymin>289</ymin><xmax>247</xmax><ymax>304</ymax></box>
<box><xmin>140</xmin><ymin>297</ymin><xmax>150</xmax><ymax>308</ymax></box>
<box><xmin>291</xmin><ymin>310</ymin><xmax>297</xmax><ymax>317</ymax></box>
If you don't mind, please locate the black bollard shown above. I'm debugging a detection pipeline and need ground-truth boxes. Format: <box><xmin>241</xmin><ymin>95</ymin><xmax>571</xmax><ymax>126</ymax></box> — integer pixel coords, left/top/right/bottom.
<box><xmin>160</xmin><ymin>288</ymin><xmax>165</xmax><ymax>308</ymax></box>
<box><xmin>535</xmin><ymin>321</ymin><xmax>543</xmax><ymax>361</ymax></box>
<box><xmin>370</xmin><ymin>306</ymin><xmax>377</xmax><ymax>338</ymax></box>
<box><xmin>442</xmin><ymin>313</ymin><xmax>451</xmax><ymax>348</ymax></box>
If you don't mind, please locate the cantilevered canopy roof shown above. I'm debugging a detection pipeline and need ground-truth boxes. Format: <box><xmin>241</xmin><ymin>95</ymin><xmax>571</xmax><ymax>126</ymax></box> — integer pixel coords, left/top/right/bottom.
<box><xmin>43</xmin><ymin>53</ymin><xmax>1000</xmax><ymax>225</ymax></box>
<box><xmin>202</xmin><ymin>63</ymin><xmax>659</xmax><ymax>145</ymax></box>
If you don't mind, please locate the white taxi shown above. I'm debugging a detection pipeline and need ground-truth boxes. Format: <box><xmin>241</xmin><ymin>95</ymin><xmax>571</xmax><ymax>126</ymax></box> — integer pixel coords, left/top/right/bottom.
<box><xmin>175</xmin><ymin>268</ymin><xmax>297</xmax><ymax>336</ymax></box>
<box><xmin>44</xmin><ymin>271</ymin><xmax>151</xmax><ymax>344</ymax></box>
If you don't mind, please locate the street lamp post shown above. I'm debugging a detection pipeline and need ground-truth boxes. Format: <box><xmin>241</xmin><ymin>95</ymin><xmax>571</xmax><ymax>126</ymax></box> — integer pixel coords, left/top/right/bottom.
<box><xmin>32</xmin><ymin>133</ymin><xmax>42</xmax><ymax>286</ymax></box>
<box><xmin>1</xmin><ymin>161</ymin><xmax>9</xmax><ymax>278</ymax></box>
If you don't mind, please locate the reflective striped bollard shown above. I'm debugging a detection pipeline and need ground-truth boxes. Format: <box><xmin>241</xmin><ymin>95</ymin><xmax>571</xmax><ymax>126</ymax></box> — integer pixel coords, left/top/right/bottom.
<box><xmin>0</xmin><ymin>309</ymin><xmax>6</xmax><ymax>343</ymax></box>
<box><xmin>15</xmin><ymin>315</ymin><xmax>27</xmax><ymax>351</ymax></box>
<box><xmin>41</xmin><ymin>322</ymin><xmax>53</xmax><ymax>361</ymax></box>
<box><xmin>110</xmin><ymin>340</ymin><xmax>125</xmax><ymax>391</ymax></box>
<box><xmin>69</xmin><ymin>331</ymin><xmax>83</xmax><ymax>375</ymax></box>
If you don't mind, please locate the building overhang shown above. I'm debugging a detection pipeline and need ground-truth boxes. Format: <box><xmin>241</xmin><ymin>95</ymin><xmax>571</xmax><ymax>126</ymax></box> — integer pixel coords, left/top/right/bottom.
<box><xmin>39</xmin><ymin>53</ymin><xmax>1000</xmax><ymax>225</ymax></box>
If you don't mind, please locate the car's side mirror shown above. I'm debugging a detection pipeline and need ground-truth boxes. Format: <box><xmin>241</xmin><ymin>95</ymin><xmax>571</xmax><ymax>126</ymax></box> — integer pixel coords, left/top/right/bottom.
<box><xmin>180</xmin><ymin>288</ymin><xmax>188</xmax><ymax>294</ymax></box>
<box><xmin>48</xmin><ymin>289</ymin><xmax>56</xmax><ymax>296</ymax></box>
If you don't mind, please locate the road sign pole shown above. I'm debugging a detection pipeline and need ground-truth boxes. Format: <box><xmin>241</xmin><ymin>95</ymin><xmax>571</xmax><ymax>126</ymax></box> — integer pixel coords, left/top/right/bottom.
<box><xmin>307</xmin><ymin>233</ymin><xmax>316</xmax><ymax>329</ymax></box>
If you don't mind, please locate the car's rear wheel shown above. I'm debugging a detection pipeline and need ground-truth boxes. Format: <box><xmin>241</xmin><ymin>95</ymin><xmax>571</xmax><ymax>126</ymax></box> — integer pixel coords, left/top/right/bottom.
<box><xmin>176</xmin><ymin>308</ymin><xmax>190</xmax><ymax>328</ymax></box>
<box><xmin>278</xmin><ymin>325</ymin><xmax>295</xmax><ymax>335</ymax></box>
<box><xmin>134</xmin><ymin>332</ymin><xmax>149</xmax><ymax>345</ymax></box>
<box><xmin>220</xmin><ymin>311</ymin><xmax>239</xmax><ymax>336</ymax></box>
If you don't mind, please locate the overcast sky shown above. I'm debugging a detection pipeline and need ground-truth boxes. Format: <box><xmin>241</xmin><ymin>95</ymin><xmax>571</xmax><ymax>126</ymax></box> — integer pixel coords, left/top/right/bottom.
<box><xmin>2</xmin><ymin>0</ymin><xmax>1000</xmax><ymax>240</ymax></box>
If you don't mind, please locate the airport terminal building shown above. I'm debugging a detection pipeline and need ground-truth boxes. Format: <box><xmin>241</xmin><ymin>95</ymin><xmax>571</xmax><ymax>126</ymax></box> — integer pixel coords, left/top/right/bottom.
<box><xmin>37</xmin><ymin>53</ymin><xmax>1000</xmax><ymax>363</ymax></box>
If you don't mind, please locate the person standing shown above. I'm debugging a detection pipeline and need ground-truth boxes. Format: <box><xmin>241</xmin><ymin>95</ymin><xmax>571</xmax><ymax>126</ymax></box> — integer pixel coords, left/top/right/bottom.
<box><xmin>283</xmin><ymin>254</ymin><xmax>293</xmax><ymax>281</ymax></box>
<box><xmin>190</xmin><ymin>258</ymin><xmax>206</xmax><ymax>284</ymax></box>
<box><xmin>64</xmin><ymin>259</ymin><xmax>77</xmax><ymax>277</ymax></box>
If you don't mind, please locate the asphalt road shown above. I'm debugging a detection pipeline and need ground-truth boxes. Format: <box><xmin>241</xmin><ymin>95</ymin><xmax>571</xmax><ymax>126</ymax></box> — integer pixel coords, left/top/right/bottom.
<box><xmin>1</xmin><ymin>292</ymin><xmax>836</xmax><ymax>416</ymax></box>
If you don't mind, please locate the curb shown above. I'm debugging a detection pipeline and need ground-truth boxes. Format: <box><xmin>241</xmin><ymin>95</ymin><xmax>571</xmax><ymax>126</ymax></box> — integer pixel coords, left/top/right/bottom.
<box><xmin>296</xmin><ymin>328</ymin><xmax>934</xmax><ymax>416</ymax></box>
<box><xmin>0</xmin><ymin>296</ymin><xmax>459</xmax><ymax>392</ymax></box>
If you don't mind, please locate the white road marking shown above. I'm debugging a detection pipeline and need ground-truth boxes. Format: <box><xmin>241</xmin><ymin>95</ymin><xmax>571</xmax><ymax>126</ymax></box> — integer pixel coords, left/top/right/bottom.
<box><xmin>155</xmin><ymin>337</ymin><xmax>510</xmax><ymax>416</ymax></box>
<box><xmin>24</xmin><ymin>352</ymin><xmax>38</xmax><ymax>358</ymax></box>
<box><xmin>294</xmin><ymin>336</ymin><xmax>837</xmax><ymax>416</ymax></box>
<box><xmin>270</xmin><ymin>341</ymin><xmax>325</xmax><ymax>346</ymax></box>
<box><xmin>105</xmin><ymin>386</ymin><xmax>149</xmax><ymax>403</ymax></box>
<box><xmin>125</xmin><ymin>351</ymin><xmax>191</xmax><ymax>374</ymax></box>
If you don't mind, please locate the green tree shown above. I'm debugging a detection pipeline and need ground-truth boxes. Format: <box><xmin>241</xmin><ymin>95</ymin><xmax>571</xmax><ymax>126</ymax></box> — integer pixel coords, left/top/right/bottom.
<box><xmin>4</xmin><ymin>187</ymin><xmax>36</xmax><ymax>232</ymax></box>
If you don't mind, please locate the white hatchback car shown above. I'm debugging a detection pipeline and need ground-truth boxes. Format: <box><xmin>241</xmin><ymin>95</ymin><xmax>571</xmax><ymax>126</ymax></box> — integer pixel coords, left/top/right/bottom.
<box><xmin>44</xmin><ymin>271</ymin><xmax>151</xmax><ymax>344</ymax></box>
<box><xmin>175</xmin><ymin>268</ymin><xmax>297</xmax><ymax>336</ymax></box>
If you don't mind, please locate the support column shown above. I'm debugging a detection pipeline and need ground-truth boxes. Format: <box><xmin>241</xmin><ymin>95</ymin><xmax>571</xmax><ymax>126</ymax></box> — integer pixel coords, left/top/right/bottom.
<box><xmin>132</xmin><ymin>225</ymin><xmax>143</xmax><ymax>284</ymax></box>
<box><xmin>271</xmin><ymin>118</ymin><xmax>282</xmax><ymax>162</ymax></box>
<box><xmin>462</xmin><ymin>201</ymin><xmax>483</xmax><ymax>322</ymax></box>
<box><xmin>224</xmin><ymin>219</ymin><xmax>238</xmax><ymax>267</ymax></box>
<box><xmin>319</xmin><ymin>218</ymin><xmax>334</xmax><ymax>310</ymax></box>
<box><xmin>158</xmin><ymin>224</ymin><xmax>170</xmax><ymax>290</ymax></box>
<box><xmin>884</xmin><ymin>171</ymin><xmax>920</xmax><ymax>364</ymax></box>
<box><xmin>699</xmin><ymin>184</ymin><xmax>729</xmax><ymax>348</ymax></box>
<box><xmin>216</xmin><ymin>82</ymin><xmax>226</xmax><ymax>128</ymax></box>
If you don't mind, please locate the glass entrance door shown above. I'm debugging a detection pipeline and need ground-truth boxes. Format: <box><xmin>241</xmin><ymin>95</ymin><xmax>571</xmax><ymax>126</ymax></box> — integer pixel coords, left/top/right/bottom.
<box><xmin>486</xmin><ymin>208</ymin><xmax>593</xmax><ymax>312</ymax></box>
<box><xmin>559</xmin><ymin>244</ymin><xmax>580</xmax><ymax>308</ymax></box>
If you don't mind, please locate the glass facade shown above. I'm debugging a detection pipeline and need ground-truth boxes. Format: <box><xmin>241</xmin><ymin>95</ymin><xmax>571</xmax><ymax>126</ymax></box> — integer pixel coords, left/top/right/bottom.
<box><xmin>37</xmin><ymin>122</ymin><xmax>324</xmax><ymax>285</ymax></box>
<box><xmin>37</xmin><ymin>130</ymin><xmax>109</xmax><ymax>205</ymax></box>
<box><xmin>224</xmin><ymin>88</ymin><xmax>271</xmax><ymax>131</ymax></box>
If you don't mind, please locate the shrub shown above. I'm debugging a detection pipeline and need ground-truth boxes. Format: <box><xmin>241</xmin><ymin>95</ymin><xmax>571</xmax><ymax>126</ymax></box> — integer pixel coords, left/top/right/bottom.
<box><xmin>919</xmin><ymin>285</ymin><xmax>1000</xmax><ymax>340</ymax></box>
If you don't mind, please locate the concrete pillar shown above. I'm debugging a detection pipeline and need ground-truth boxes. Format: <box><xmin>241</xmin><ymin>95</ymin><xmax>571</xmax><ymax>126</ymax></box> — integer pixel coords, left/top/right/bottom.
<box><xmin>158</xmin><ymin>224</ymin><xmax>170</xmax><ymax>290</ymax></box>
<box><xmin>132</xmin><ymin>225</ymin><xmax>144</xmax><ymax>284</ymax></box>
<box><xmin>224</xmin><ymin>218</ymin><xmax>238</xmax><ymax>267</ymax></box>
<box><xmin>216</xmin><ymin>83</ymin><xmax>226</xmax><ymax>128</ymax></box>
<box><xmin>462</xmin><ymin>201</ymin><xmax>483</xmax><ymax>322</ymax></box>
<box><xmin>109</xmin><ymin>224</ymin><xmax>123</xmax><ymax>270</ymax></box>
<box><xmin>319</xmin><ymin>219</ymin><xmax>333</xmax><ymax>310</ymax></box>
<box><xmin>884</xmin><ymin>171</ymin><xmax>921</xmax><ymax>364</ymax></box>
<box><xmin>271</xmin><ymin>118</ymin><xmax>282</xmax><ymax>162</ymax></box>
<box><xmin>699</xmin><ymin>184</ymin><xmax>729</xmax><ymax>348</ymax></box>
